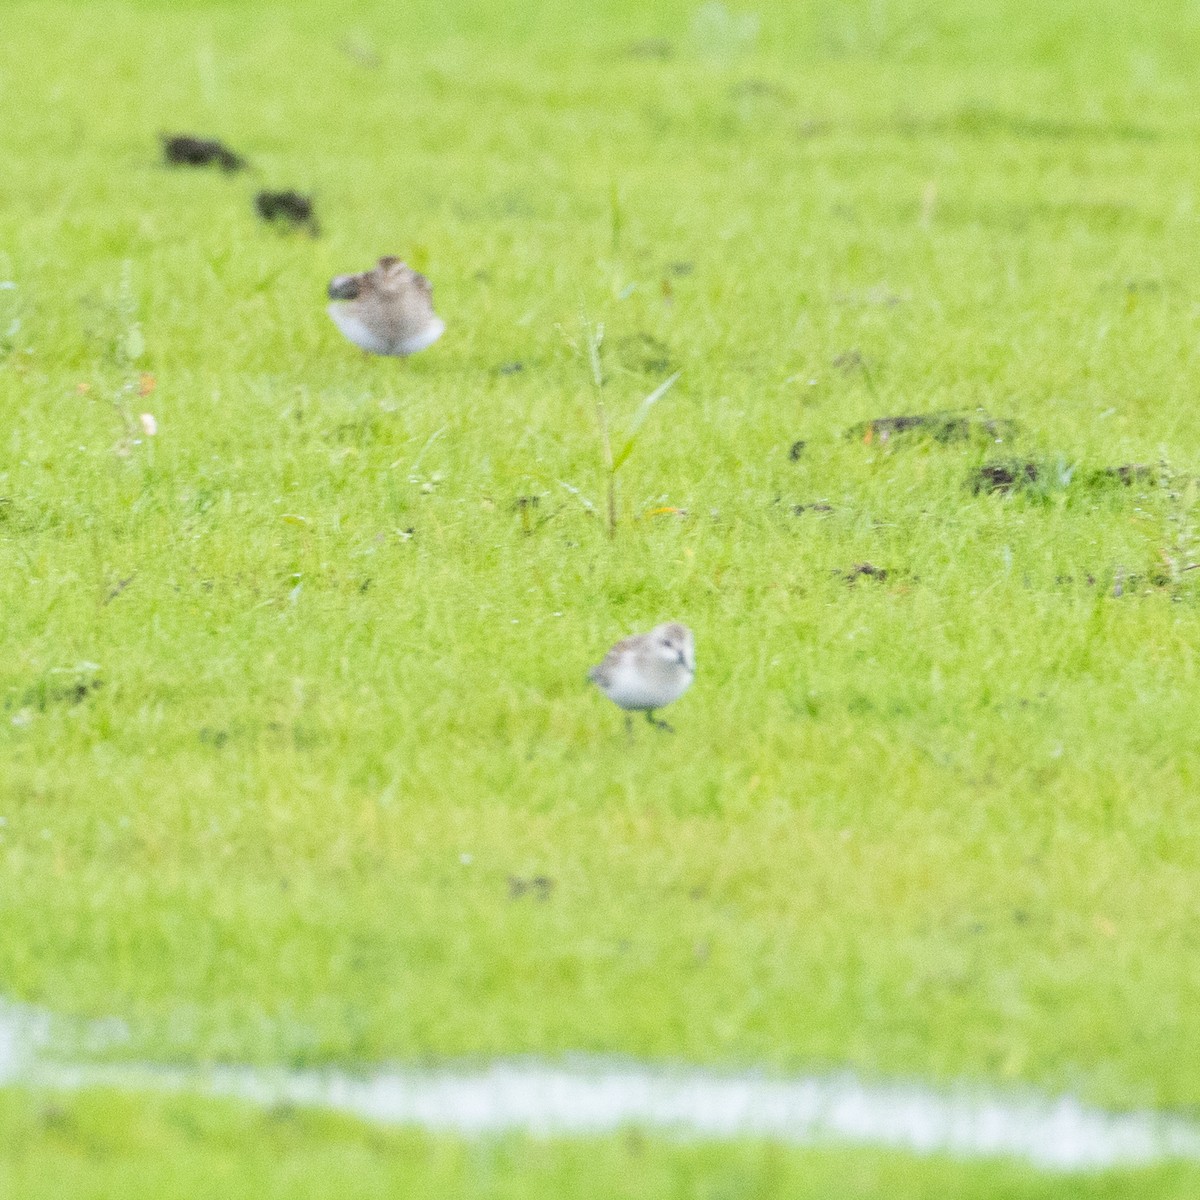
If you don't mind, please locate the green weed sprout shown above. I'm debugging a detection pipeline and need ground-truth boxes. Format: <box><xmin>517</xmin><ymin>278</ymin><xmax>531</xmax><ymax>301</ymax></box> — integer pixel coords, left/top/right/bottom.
<box><xmin>580</xmin><ymin>309</ymin><xmax>680</xmax><ymax>538</ymax></box>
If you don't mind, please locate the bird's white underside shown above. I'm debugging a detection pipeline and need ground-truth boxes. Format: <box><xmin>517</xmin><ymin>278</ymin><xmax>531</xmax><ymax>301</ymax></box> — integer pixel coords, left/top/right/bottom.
<box><xmin>597</xmin><ymin>654</ymin><xmax>693</xmax><ymax>711</ymax></box>
<box><xmin>327</xmin><ymin>306</ymin><xmax>445</xmax><ymax>357</ymax></box>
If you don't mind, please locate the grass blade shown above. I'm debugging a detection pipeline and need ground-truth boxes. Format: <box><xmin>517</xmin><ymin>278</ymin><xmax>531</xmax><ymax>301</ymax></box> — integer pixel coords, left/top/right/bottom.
<box><xmin>612</xmin><ymin>370</ymin><xmax>680</xmax><ymax>473</ymax></box>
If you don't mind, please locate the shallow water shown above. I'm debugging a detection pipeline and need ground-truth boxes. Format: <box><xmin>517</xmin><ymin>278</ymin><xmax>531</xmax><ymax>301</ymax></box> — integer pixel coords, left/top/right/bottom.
<box><xmin>3</xmin><ymin>1000</ymin><xmax>1197</xmax><ymax>1171</ymax></box>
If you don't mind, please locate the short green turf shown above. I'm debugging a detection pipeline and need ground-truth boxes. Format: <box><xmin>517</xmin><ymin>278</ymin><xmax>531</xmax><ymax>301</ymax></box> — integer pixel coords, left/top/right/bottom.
<box><xmin>7</xmin><ymin>1088</ymin><xmax>1200</xmax><ymax>1200</ymax></box>
<box><xmin>4</xmin><ymin>0</ymin><xmax>1200</xmax><ymax>1192</ymax></box>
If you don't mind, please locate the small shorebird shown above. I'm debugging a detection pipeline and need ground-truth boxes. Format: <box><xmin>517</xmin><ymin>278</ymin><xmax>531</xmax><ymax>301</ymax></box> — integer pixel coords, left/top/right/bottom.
<box><xmin>326</xmin><ymin>257</ymin><xmax>445</xmax><ymax>357</ymax></box>
<box><xmin>588</xmin><ymin>622</ymin><xmax>695</xmax><ymax>733</ymax></box>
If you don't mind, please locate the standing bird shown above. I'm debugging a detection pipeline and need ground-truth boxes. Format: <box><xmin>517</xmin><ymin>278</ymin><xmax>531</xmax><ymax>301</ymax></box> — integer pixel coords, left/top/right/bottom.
<box><xmin>326</xmin><ymin>257</ymin><xmax>445</xmax><ymax>357</ymax></box>
<box><xmin>588</xmin><ymin>622</ymin><xmax>695</xmax><ymax>733</ymax></box>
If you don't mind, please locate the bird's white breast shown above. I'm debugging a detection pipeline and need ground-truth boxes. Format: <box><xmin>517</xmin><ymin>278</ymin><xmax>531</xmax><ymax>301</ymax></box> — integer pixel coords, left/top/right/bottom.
<box><xmin>395</xmin><ymin>316</ymin><xmax>445</xmax><ymax>356</ymax></box>
<box><xmin>601</xmin><ymin>654</ymin><xmax>692</xmax><ymax>711</ymax></box>
<box><xmin>327</xmin><ymin>305</ymin><xmax>391</xmax><ymax>354</ymax></box>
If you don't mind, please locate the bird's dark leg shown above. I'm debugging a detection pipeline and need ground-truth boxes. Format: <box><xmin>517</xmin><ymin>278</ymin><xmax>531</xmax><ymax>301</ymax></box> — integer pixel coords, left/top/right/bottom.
<box><xmin>625</xmin><ymin>713</ymin><xmax>634</xmax><ymax>740</ymax></box>
<box><xmin>645</xmin><ymin>710</ymin><xmax>675</xmax><ymax>733</ymax></box>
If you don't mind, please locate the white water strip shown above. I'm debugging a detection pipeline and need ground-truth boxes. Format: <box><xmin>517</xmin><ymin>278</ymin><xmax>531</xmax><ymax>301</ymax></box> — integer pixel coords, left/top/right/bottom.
<box><xmin>3</xmin><ymin>1001</ymin><xmax>1198</xmax><ymax>1172</ymax></box>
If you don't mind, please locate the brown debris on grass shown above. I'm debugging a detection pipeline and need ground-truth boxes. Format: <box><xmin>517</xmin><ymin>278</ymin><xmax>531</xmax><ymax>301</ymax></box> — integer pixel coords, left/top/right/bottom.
<box><xmin>842</xmin><ymin>562</ymin><xmax>889</xmax><ymax>583</ymax></box>
<box><xmin>969</xmin><ymin>460</ymin><xmax>1040</xmax><ymax>494</ymax></box>
<box><xmin>970</xmin><ymin>459</ymin><xmax>1164</xmax><ymax>498</ymax></box>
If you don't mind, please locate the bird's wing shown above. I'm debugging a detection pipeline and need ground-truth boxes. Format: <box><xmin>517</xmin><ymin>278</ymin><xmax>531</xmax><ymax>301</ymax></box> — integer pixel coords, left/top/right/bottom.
<box><xmin>588</xmin><ymin>637</ymin><xmax>636</xmax><ymax>686</ymax></box>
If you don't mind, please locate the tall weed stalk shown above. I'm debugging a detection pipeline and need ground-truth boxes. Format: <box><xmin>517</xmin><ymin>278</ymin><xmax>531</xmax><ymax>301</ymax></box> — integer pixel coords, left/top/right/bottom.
<box><xmin>579</xmin><ymin>310</ymin><xmax>679</xmax><ymax>539</ymax></box>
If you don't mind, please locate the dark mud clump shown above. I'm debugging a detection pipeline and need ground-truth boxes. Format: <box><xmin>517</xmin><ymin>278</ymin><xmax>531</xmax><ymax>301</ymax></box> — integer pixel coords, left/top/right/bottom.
<box><xmin>792</xmin><ymin>503</ymin><xmax>833</xmax><ymax>515</ymax></box>
<box><xmin>161</xmin><ymin>134</ymin><xmax>247</xmax><ymax>172</ymax></box>
<box><xmin>842</xmin><ymin>562</ymin><xmax>888</xmax><ymax>583</ymax></box>
<box><xmin>850</xmin><ymin>411</ymin><xmax>1022</xmax><ymax>446</ymax></box>
<box><xmin>255</xmin><ymin>190</ymin><xmax>319</xmax><ymax>235</ymax></box>
<box><xmin>969</xmin><ymin>460</ymin><xmax>1040</xmax><ymax>494</ymax></box>
<box><xmin>788</xmin><ymin>439</ymin><xmax>806</xmax><ymax>461</ymax></box>
<box><xmin>972</xmin><ymin>459</ymin><xmax>1162</xmax><ymax>498</ymax></box>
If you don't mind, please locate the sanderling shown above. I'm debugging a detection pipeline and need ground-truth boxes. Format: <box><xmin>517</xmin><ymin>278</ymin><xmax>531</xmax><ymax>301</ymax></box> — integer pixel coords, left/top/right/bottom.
<box><xmin>588</xmin><ymin>622</ymin><xmax>695</xmax><ymax>733</ymax></box>
<box><xmin>327</xmin><ymin>257</ymin><xmax>445</xmax><ymax>357</ymax></box>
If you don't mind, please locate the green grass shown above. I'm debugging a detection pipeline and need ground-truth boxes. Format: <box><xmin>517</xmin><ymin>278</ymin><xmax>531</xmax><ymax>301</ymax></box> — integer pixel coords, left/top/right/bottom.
<box><xmin>10</xmin><ymin>1087</ymin><xmax>1200</xmax><ymax>1200</ymax></box>
<box><xmin>5</xmin><ymin>0</ymin><xmax>1200</xmax><ymax>1192</ymax></box>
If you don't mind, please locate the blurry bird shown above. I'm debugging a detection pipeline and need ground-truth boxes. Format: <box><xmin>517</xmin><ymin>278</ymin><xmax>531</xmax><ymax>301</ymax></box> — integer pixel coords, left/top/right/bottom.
<box><xmin>326</xmin><ymin>257</ymin><xmax>444</xmax><ymax>357</ymax></box>
<box><xmin>588</xmin><ymin>622</ymin><xmax>695</xmax><ymax>733</ymax></box>
<box><xmin>161</xmin><ymin>133</ymin><xmax>246</xmax><ymax>172</ymax></box>
<box><xmin>256</xmin><ymin>190</ymin><xmax>319</xmax><ymax>236</ymax></box>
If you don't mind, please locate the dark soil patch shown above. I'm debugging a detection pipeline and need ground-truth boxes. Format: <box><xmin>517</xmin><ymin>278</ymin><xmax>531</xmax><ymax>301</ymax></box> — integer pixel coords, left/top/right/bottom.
<box><xmin>255</xmin><ymin>190</ymin><xmax>319</xmax><ymax>235</ymax></box>
<box><xmin>842</xmin><ymin>562</ymin><xmax>888</xmax><ymax>583</ymax></box>
<box><xmin>849</xmin><ymin>411</ymin><xmax>1022</xmax><ymax>446</ymax></box>
<box><xmin>495</xmin><ymin>361</ymin><xmax>525</xmax><ymax>376</ymax></box>
<box><xmin>161</xmin><ymin>134</ymin><xmax>247</xmax><ymax>172</ymax></box>
<box><xmin>792</xmin><ymin>503</ymin><xmax>833</xmax><ymax>515</ymax></box>
<box><xmin>969</xmin><ymin>460</ymin><xmax>1040</xmax><ymax>494</ymax></box>
<box><xmin>788</xmin><ymin>439</ymin><xmax>806</xmax><ymax>461</ymax></box>
<box><xmin>970</xmin><ymin>459</ymin><xmax>1163</xmax><ymax>499</ymax></box>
